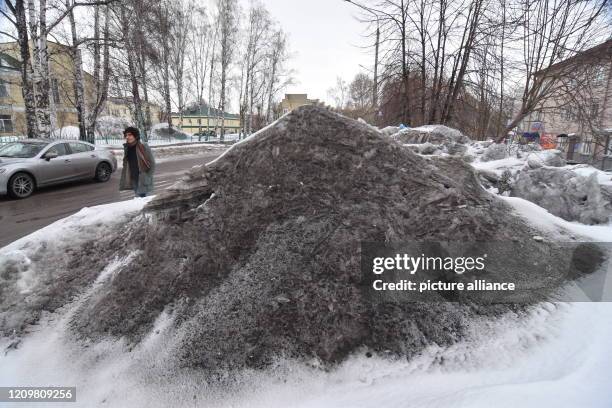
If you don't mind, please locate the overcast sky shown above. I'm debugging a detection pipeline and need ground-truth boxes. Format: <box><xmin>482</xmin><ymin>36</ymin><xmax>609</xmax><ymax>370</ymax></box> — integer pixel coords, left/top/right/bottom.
<box><xmin>262</xmin><ymin>0</ymin><xmax>374</xmax><ymax>105</ymax></box>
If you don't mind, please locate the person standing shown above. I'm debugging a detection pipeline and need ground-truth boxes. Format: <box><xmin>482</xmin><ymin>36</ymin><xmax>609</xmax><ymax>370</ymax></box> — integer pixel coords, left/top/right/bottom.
<box><xmin>119</xmin><ymin>127</ymin><xmax>155</xmax><ymax>197</ymax></box>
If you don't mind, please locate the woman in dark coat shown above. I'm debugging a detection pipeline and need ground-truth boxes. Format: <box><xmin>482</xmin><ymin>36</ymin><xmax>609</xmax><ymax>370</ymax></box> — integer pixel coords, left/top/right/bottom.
<box><xmin>119</xmin><ymin>127</ymin><xmax>155</xmax><ymax>197</ymax></box>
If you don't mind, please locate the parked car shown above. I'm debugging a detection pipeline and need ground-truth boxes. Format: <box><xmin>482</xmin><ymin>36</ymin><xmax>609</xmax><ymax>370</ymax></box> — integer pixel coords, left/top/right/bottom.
<box><xmin>0</xmin><ymin>139</ymin><xmax>118</xmax><ymax>199</ymax></box>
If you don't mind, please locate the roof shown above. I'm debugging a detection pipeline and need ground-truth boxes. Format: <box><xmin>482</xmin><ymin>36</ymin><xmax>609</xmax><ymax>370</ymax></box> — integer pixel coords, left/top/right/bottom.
<box><xmin>0</xmin><ymin>52</ymin><xmax>20</xmax><ymax>71</ymax></box>
<box><xmin>106</xmin><ymin>96</ymin><xmax>159</xmax><ymax>108</ymax></box>
<box><xmin>0</xmin><ymin>39</ymin><xmax>72</xmax><ymax>49</ymax></box>
<box><xmin>536</xmin><ymin>39</ymin><xmax>612</xmax><ymax>76</ymax></box>
<box><xmin>176</xmin><ymin>104</ymin><xmax>240</xmax><ymax>119</ymax></box>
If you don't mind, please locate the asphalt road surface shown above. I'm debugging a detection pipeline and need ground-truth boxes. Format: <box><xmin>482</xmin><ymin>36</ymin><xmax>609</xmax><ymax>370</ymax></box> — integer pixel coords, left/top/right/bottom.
<box><xmin>0</xmin><ymin>152</ymin><xmax>222</xmax><ymax>249</ymax></box>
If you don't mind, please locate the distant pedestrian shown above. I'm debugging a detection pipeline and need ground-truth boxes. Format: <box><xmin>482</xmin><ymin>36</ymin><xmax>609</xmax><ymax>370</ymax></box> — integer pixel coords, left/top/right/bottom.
<box><xmin>119</xmin><ymin>127</ymin><xmax>155</xmax><ymax>197</ymax></box>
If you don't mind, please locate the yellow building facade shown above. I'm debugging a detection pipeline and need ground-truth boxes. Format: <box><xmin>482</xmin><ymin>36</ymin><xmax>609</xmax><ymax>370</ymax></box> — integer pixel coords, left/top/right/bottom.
<box><xmin>279</xmin><ymin>94</ymin><xmax>320</xmax><ymax>115</ymax></box>
<box><xmin>0</xmin><ymin>40</ymin><xmax>97</xmax><ymax>136</ymax></box>
<box><xmin>171</xmin><ymin>105</ymin><xmax>241</xmax><ymax>135</ymax></box>
<box><xmin>101</xmin><ymin>97</ymin><xmax>161</xmax><ymax>125</ymax></box>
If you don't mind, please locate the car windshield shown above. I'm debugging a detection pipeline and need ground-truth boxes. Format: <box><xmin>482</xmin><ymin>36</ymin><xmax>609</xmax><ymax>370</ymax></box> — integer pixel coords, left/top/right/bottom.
<box><xmin>0</xmin><ymin>142</ymin><xmax>48</xmax><ymax>158</ymax></box>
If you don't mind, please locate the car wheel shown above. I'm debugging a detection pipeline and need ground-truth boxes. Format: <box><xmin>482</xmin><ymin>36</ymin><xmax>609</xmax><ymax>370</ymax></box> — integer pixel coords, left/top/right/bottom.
<box><xmin>95</xmin><ymin>162</ymin><xmax>112</xmax><ymax>182</ymax></box>
<box><xmin>8</xmin><ymin>172</ymin><xmax>35</xmax><ymax>199</ymax></box>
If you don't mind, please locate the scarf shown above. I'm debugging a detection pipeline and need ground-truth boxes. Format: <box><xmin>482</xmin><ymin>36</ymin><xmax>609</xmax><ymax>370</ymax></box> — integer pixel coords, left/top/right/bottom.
<box><xmin>127</xmin><ymin>140</ymin><xmax>151</xmax><ymax>171</ymax></box>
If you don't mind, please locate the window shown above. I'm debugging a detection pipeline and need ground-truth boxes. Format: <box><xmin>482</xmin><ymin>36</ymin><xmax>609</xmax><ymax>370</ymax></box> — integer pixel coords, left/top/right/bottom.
<box><xmin>593</xmin><ymin>66</ymin><xmax>607</xmax><ymax>87</ymax></box>
<box><xmin>580</xmin><ymin>137</ymin><xmax>593</xmax><ymax>155</ymax></box>
<box><xmin>0</xmin><ymin>80</ymin><xmax>9</xmax><ymax>97</ymax></box>
<box><xmin>51</xmin><ymin>78</ymin><xmax>61</xmax><ymax>105</ymax></box>
<box><xmin>0</xmin><ymin>114</ymin><xmax>13</xmax><ymax>132</ymax></box>
<box><xmin>45</xmin><ymin>143</ymin><xmax>69</xmax><ymax>157</ymax></box>
<box><xmin>591</xmin><ymin>102</ymin><xmax>600</xmax><ymax>119</ymax></box>
<box><xmin>68</xmin><ymin>142</ymin><xmax>94</xmax><ymax>154</ymax></box>
<box><xmin>0</xmin><ymin>141</ymin><xmax>46</xmax><ymax>158</ymax></box>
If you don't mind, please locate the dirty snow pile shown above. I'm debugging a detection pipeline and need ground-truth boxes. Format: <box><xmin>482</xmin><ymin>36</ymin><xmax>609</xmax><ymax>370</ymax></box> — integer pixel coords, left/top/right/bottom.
<box><xmin>380</xmin><ymin>124</ymin><xmax>612</xmax><ymax>225</ymax></box>
<box><xmin>467</xmin><ymin>142</ymin><xmax>612</xmax><ymax>225</ymax></box>
<box><xmin>1</xmin><ymin>107</ymin><xmax>612</xmax><ymax>407</ymax></box>
<box><xmin>150</xmin><ymin>122</ymin><xmax>191</xmax><ymax>139</ymax></box>
<box><xmin>387</xmin><ymin>124</ymin><xmax>471</xmax><ymax>156</ymax></box>
<box><xmin>0</xmin><ymin>105</ymin><xmax>595</xmax><ymax>371</ymax></box>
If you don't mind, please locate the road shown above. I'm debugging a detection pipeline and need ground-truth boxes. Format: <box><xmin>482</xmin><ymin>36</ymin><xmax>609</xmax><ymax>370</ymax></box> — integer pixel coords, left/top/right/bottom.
<box><xmin>0</xmin><ymin>153</ymin><xmax>222</xmax><ymax>249</ymax></box>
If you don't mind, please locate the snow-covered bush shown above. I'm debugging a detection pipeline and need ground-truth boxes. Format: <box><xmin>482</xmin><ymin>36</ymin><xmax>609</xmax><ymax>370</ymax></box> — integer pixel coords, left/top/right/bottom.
<box><xmin>481</xmin><ymin>143</ymin><xmax>508</xmax><ymax>162</ymax></box>
<box><xmin>50</xmin><ymin>126</ymin><xmax>81</xmax><ymax>139</ymax></box>
<box><xmin>380</xmin><ymin>126</ymin><xmax>400</xmax><ymax>136</ymax></box>
<box><xmin>525</xmin><ymin>150</ymin><xmax>566</xmax><ymax>168</ymax></box>
<box><xmin>391</xmin><ymin>125</ymin><xmax>470</xmax><ymax>145</ymax></box>
<box><xmin>96</xmin><ymin>116</ymin><xmax>131</xmax><ymax>141</ymax></box>
<box><xmin>511</xmin><ymin>168</ymin><xmax>611</xmax><ymax>225</ymax></box>
<box><xmin>150</xmin><ymin>122</ymin><xmax>190</xmax><ymax>140</ymax></box>
<box><xmin>389</xmin><ymin>124</ymin><xmax>470</xmax><ymax>157</ymax></box>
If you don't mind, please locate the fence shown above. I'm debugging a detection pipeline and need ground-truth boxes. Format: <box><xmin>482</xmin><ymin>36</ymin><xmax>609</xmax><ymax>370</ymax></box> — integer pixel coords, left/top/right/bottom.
<box><xmin>0</xmin><ymin>135</ymin><xmax>25</xmax><ymax>146</ymax></box>
<box><xmin>0</xmin><ymin>134</ymin><xmax>238</xmax><ymax>147</ymax></box>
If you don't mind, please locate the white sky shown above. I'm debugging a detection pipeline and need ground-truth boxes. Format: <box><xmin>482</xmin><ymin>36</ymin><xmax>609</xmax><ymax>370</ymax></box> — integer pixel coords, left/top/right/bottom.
<box><xmin>261</xmin><ymin>0</ymin><xmax>374</xmax><ymax>105</ymax></box>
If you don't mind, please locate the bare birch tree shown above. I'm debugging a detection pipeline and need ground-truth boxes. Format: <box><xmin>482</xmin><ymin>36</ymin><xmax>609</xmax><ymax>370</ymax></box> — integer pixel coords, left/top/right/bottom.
<box><xmin>217</xmin><ymin>0</ymin><xmax>239</xmax><ymax>140</ymax></box>
<box><xmin>3</xmin><ymin>0</ymin><xmax>37</xmax><ymax>137</ymax></box>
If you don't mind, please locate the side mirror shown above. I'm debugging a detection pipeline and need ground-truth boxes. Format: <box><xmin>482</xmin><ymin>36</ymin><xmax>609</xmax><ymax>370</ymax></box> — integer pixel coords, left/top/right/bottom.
<box><xmin>43</xmin><ymin>151</ymin><xmax>58</xmax><ymax>161</ymax></box>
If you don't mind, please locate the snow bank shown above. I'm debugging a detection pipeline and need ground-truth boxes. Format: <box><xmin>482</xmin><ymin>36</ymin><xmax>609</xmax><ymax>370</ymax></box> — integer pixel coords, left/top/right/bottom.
<box><xmin>96</xmin><ymin>116</ymin><xmax>131</xmax><ymax>140</ymax></box>
<box><xmin>502</xmin><ymin>196</ymin><xmax>612</xmax><ymax>242</ymax></box>
<box><xmin>2</xmin><ymin>274</ymin><xmax>612</xmax><ymax>407</ymax></box>
<box><xmin>150</xmin><ymin>122</ymin><xmax>191</xmax><ymax>139</ymax></box>
<box><xmin>2</xmin><ymin>108</ymin><xmax>612</xmax><ymax>407</ymax></box>
<box><xmin>390</xmin><ymin>124</ymin><xmax>470</xmax><ymax>146</ymax></box>
<box><xmin>511</xmin><ymin>168</ymin><xmax>611</xmax><ymax>225</ymax></box>
<box><xmin>387</xmin><ymin>124</ymin><xmax>470</xmax><ymax>157</ymax></box>
<box><xmin>569</xmin><ymin>164</ymin><xmax>612</xmax><ymax>186</ymax></box>
<box><xmin>481</xmin><ymin>143</ymin><xmax>509</xmax><ymax>162</ymax></box>
<box><xmin>467</xmin><ymin>143</ymin><xmax>612</xmax><ymax>224</ymax></box>
<box><xmin>0</xmin><ymin>198</ymin><xmax>152</xmax><ymax>337</ymax></box>
<box><xmin>3</xmin><ymin>106</ymin><xmax>575</xmax><ymax>374</ymax></box>
<box><xmin>51</xmin><ymin>126</ymin><xmax>81</xmax><ymax>139</ymax></box>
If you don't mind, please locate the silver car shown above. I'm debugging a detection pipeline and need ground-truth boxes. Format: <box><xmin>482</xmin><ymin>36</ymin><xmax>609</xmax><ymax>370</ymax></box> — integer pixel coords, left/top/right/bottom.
<box><xmin>0</xmin><ymin>139</ymin><xmax>118</xmax><ymax>199</ymax></box>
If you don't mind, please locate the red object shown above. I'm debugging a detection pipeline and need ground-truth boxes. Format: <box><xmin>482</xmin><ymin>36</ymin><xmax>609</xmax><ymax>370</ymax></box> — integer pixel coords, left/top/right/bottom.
<box><xmin>540</xmin><ymin>133</ymin><xmax>556</xmax><ymax>150</ymax></box>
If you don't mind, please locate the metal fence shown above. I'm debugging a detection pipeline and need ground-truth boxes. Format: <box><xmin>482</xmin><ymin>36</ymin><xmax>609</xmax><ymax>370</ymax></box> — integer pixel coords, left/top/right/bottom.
<box><xmin>0</xmin><ymin>136</ymin><xmax>25</xmax><ymax>146</ymax></box>
<box><xmin>0</xmin><ymin>134</ymin><xmax>238</xmax><ymax>147</ymax></box>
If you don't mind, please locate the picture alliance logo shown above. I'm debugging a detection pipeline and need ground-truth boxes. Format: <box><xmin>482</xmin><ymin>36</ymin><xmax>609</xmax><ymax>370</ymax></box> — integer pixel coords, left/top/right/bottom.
<box><xmin>372</xmin><ymin>253</ymin><xmax>488</xmax><ymax>275</ymax></box>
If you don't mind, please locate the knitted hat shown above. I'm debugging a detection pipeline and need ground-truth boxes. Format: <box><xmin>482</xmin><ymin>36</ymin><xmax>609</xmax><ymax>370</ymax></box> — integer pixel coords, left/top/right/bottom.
<box><xmin>123</xmin><ymin>126</ymin><xmax>141</xmax><ymax>141</ymax></box>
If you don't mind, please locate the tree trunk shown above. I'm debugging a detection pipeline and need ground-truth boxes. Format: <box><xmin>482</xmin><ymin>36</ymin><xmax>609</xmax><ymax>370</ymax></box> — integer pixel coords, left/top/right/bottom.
<box><xmin>85</xmin><ymin>4</ymin><xmax>111</xmax><ymax>142</ymax></box>
<box><xmin>67</xmin><ymin>2</ymin><xmax>87</xmax><ymax>141</ymax></box>
<box><xmin>14</xmin><ymin>0</ymin><xmax>37</xmax><ymax>138</ymax></box>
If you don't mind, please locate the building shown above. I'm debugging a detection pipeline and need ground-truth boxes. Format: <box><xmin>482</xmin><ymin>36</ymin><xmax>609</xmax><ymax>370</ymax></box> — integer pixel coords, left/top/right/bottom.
<box><xmin>0</xmin><ymin>40</ymin><xmax>97</xmax><ymax>136</ymax></box>
<box><xmin>279</xmin><ymin>94</ymin><xmax>320</xmax><ymax>115</ymax></box>
<box><xmin>517</xmin><ymin>39</ymin><xmax>612</xmax><ymax>168</ymax></box>
<box><xmin>172</xmin><ymin>104</ymin><xmax>241</xmax><ymax>135</ymax></box>
<box><xmin>100</xmin><ymin>96</ymin><xmax>161</xmax><ymax>126</ymax></box>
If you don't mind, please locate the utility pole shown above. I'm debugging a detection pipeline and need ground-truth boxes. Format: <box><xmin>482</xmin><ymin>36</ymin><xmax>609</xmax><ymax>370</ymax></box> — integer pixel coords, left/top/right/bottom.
<box><xmin>343</xmin><ymin>0</ymin><xmax>379</xmax><ymax>112</ymax></box>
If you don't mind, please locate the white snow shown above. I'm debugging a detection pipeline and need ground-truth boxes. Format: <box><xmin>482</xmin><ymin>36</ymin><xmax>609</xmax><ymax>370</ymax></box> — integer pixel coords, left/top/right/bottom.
<box><xmin>1</xmin><ymin>294</ymin><xmax>612</xmax><ymax>407</ymax></box>
<box><xmin>501</xmin><ymin>196</ymin><xmax>612</xmax><ymax>242</ymax></box>
<box><xmin>569</xmin><ymin>164</ymin><xmax>612</xmax><ymax>186</ymax></box>
<box><xmin>471</xmin><ymin>156</ymin><xmax>525</xmax><ymax>175</ymax></box>
<box><xmin>1</xmin><ymin>197</ymin><xmax>152</xmax><ymax>254</ymax></box>
<box><xmin>51</xmin><ymin>126</ymin><xmax>81</xmax><ymax>139</ymax></box>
